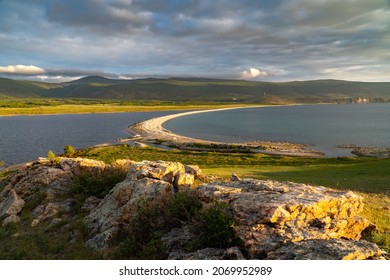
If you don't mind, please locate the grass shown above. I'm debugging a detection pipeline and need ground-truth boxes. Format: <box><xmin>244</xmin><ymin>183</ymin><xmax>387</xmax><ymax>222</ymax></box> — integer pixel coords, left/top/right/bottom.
<box><xmin>0</xmin><ymin>99</ymin><xmax>250</xmax><ymax>116</ymax></box>
<box><xmin>80</xmin><ymin>145</ymin><xmax>390</xmax><ymax>193</ymax></box>
<box><xmin>79</xmin><ymin>145</ymin><xmax>390</xmax><ymax>252</ymax></box>
<box><xmin>0</xmin><ymin>216</ymin><xmax>101</xmax><ymax>260</ymax></box>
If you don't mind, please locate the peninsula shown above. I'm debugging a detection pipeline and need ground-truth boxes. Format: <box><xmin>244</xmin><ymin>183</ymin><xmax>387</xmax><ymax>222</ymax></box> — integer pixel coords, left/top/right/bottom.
<box><xmin>127</xmin><ymin>106</ymin><xmax>324</xmax><ymax>157</ymax></box>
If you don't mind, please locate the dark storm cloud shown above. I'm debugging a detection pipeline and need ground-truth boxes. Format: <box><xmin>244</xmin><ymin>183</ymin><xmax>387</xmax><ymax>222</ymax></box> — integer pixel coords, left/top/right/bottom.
<box><xmin>0</xmin><ymin>0</ymin><xmax>389</xmax><ymax>82</ymax></box>
<box><xmin>43</xmin><ymin>0</ymin><xmax>152</xmax><ymax>35</ymax></box>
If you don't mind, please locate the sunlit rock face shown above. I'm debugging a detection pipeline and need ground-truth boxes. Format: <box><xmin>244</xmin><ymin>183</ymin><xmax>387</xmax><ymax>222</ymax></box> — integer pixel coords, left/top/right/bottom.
<box><xmin>84</xmin><ymin>160</ymin><xmax>198</xmax><ymax>249</ymax></box>
<box><xmin>196</xmin><ymin>179</ymin><xmax>377</xmax><ymax>259</ymax></box>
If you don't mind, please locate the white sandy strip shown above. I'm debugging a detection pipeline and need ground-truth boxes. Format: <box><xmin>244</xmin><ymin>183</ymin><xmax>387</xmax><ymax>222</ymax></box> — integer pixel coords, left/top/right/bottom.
<box><xmin>132</xmin><ymin>106</ymin><xmax>267</xmax><ymax>143</ymax></box>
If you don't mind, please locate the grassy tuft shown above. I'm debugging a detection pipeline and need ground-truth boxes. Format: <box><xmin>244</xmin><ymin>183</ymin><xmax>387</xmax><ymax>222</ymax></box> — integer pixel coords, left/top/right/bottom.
<box><xmin>70</xmin><ymin>169</ymin><xmax>127</xmax><ymax>202</ymax></box>
<box><xmin>190</xmin><ymin>202</ymin><xmax>240</xmax><ymax>250</ymax></box>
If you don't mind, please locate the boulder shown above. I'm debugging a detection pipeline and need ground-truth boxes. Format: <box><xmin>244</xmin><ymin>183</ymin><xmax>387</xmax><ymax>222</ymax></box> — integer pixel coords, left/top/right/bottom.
<box><xmin>196</xmin><ymin>179</ymin><xmax>376</xmax><ymax>258</ymax></box>
<box><xmin>81</xmin><ymin>196</ymin><xmax>102</xmax><ymax>212</ymax></box>
<box><xmin>0</xmin><ymin>189</ymin><xmax>25</xmax><ymax>222</ymax></box>
<box><xmin>60</xmin><ymin>157</ymin><xmax>108</xmax><ymax>176</ymax></box>
<box><xmin>31</xmin><ymin>202</ymin><xmax>60</xmax><ymax>227</ymax></box>
<box><xmin>84</xmin><ymin>160</ymin><xmax>198</xmax><ymax>249</ymax></box>
<box><xmin>2</xmin><ymin>215</ymin><xmax>21</xmax><ymax>226</ymax></box>
<box><xmin>110</xmin><ymin>159</ymin><xmax>135</xmax><ymax>172</ymax></box>
<box><xmin>127</xmin><ymin>160</ymin><xmax>187</xmax><ymax>182</ymax></box>
<box><xmin>85</xmin><ymin>178</ymin><xmax>172</xmax><ymax>248</ymax></box>
<box><xmin>13</xmin><ymin>166</ymin><xmax>71</xmax><ymax>198</ymax></box>
<box><xmin>266</xmin><ymin>239</ymin><xmax>384</xmax><ymax>260</ymax></box>
<box><xmin>161</xmin><ymin>225</ymin><xmax>194</xmax><ymax>252</ymax></box>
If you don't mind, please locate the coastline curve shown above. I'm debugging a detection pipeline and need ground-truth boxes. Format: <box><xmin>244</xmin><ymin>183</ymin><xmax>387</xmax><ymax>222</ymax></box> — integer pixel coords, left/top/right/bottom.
<box><xmin>128</xmin><ymin>106</ymin><xmax>259</xmax><ymax>143</ymax></box>
<box><xmin>127</xmin><ymin>105</ymin><xmax>324</xmax><ymax>157</ymax></box>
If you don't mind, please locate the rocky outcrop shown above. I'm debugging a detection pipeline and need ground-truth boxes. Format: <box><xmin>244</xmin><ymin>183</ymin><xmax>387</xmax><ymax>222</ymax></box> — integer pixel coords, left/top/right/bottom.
<box><xmin>0</xmin><ymin>157</ymin><xmax>130</xmax><ymax>227</ymax></box>
<box><xmin>196</xmin><ymin>179</ymin><xmax>377</xmax><ymax>258</ymax></box>
<box><xmin>84</xmin><ymin>160</ymin><xmax>199</xmax><ymax>249</ymax></box>
<box><xmin>0</xmin><ymin>158</ymin><xmax>386</xmax><ymax>259</ymax></box>
<box><xmin>266</xmin><ymin>239</ymin><xmax>383</xmax><ymax>260</ymax></box>
<box><xmin>0</xmin><ymin>189</ymin><xmax>25</xmax><ymax>222</ymax></box>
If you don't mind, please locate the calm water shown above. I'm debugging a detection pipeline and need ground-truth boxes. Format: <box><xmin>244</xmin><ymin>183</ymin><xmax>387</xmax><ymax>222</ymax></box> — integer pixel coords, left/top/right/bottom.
<box><xmin>0</xmin><ymin>111</ymin><xmax>179</xmax><ymax>166</ymax></box>
<box><xmin>164</xmin><ymin>104</ymin><xmax>390</xmax><ymax>157</ymax></box>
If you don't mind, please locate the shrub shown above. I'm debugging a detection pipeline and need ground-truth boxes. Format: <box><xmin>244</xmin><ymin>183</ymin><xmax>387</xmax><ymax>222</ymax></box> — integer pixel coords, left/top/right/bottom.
<box><xmin>115</xmin><ymin>199</ymin><xmax>168</xmax><ymax>259</ymax></box>
<box><xmin>47</xmin><ymin>150</ymin><xmax>56</xmax><ymax>162</ymax></box>
<box><xmin>70</xmin><ymin>170</ymin><xmax>127</xmax><ymax>202</ymax></box>
<box><xmin>114</xmin><ymin>190</ymin><xmax>242</xmax><ymax>259</ymax></box>
<box><xmin>164</xmin><ymin>190</ymin><xmax>203</xmax><ymax>227</ymax></box>
<box><xmin>190</xmin><ymin>202</ymin><xmax>240</xmax><ymax>250</ymax></box>
<box><xmin>63</xmin><ymin>145</ymin><xmax>76</xmax><ymax>157</ymax></box>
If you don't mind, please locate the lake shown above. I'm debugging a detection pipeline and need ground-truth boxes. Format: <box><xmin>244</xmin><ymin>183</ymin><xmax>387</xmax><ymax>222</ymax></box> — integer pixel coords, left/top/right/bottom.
<box><xmin>164</xmin><ymin>104</ymin><xmax>390</xmax><ymax>157</ymax></box>
<box><xmin>0</xmin><ymin>111</ymin><xmax>180</xmax><ymax>166</ymax></box>
<box><xmin>1</xmin><ymin>104</ymin><xmax>389</xmax><ymax>166</ymax></box>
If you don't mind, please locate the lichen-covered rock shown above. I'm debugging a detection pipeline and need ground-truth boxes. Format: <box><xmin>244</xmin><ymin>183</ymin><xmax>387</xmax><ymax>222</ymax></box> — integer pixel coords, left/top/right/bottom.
<box><xmin>0</xmin><ymin>189</ymin><xmax>25</xmax><ymax>222</ymax></box>
<box><xmin>81</xmin><ymin>196</ymin><xmax>102</xmax><ymax>212</ymax></box>
<box><xmin>185</xmin><ymin>165</ymin><xmax>203</xmax><ymax>178</ymax></box>
<box><xmin>161</xmin><ymin>225</ymin><xmax>194</xmax><ymax>252</ymax></box>
<box><xmin>85</xmin><ymin>178</ymin><xmax>172</xmax><ymax>248</ymax></box>
<box><xmin>60</xmin><ymin>157</ymin><xmax>108</xmax><ymax>176</ymax></box>
<box><xmin>84</xmin><ymin>160</ymin><xmax>198</xmax><ymax>249</ymax></box>
<box><xmin>110</xmin><ymin>159</ymin><xmax>135</xmax><ymax>172</ymax></box>
<box><xmin>0</xmin><ymin>157</ymin><xmax>113</xmax><ymax>227</ymax></box>
<box><xmin>13</xmin><ymin>166</ymin><xmax>71</xmax><ymax>198</ymax></box>
<box><xmin>168</xmin><ymin>247</ymin><xmax>246</xmax><ymax>260</ymax></box>
<box><xmin>2</xmin><ymin>214</ymin><xmax>21</xmax><ymax>226</ymax></box>
<box><xmin>196</xmin><ymin>179</ymin><xmax>375</xmax><ymax>258</ymax></box>
<box><xmin>266</xmin><ymin>239</ymin><xmax>384</xmax><ymax>260</ymax></box>
<box><xmin>128</xmin><ymin>160</ymin><xmax>187</xmax><ymax>182</ymax></box>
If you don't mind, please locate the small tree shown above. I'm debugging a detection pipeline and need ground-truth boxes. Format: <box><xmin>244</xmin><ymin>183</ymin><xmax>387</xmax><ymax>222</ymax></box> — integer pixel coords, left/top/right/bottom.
<box><xmin>47</xmin><ymin>150</ymin><xmax>56</xmax><ymax>162</ymax></box>
<box><xmin>63</xmin><ymin>145</ymin><xmax>76</xmax><ymax>157</ymax></box>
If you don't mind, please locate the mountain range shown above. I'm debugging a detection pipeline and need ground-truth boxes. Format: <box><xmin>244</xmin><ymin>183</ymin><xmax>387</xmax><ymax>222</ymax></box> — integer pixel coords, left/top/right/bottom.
<box><xmin>1</xmin><ymin>76</ymin><xmax>389</xmax><ymax>104</ymax></box>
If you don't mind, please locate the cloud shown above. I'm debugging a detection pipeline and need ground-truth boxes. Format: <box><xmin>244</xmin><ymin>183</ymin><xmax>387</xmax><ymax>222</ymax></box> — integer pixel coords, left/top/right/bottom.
<box><xmin>240</xmin><ymin>68</ymin><xmax>270</xmax><ymax>79</ymax></box>
<box><xmin>0</xmin><ymin>65</ymin><xmax>45</xmax><ymax>75</ymax></box>
<box><xmin>35</xmin><ymin>75</ymin><xmax>83</xmax><ymax>83</ymax></box>
<box><xmin>0</xmin><ymin>0</ymin><xmax>389</xmax><ymax>82</ymax></box>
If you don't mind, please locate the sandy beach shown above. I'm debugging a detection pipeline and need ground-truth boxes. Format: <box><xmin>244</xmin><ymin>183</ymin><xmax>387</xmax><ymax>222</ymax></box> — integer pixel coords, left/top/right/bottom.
<box><xmin>127</xmin><ymin>106</ymin><xmax>324</xmax><ymax>157</ymax></box>
<box><xmin>128</xmin><ymin>106</ymin><xmax>259</xmax><ymax>143</ymax></box>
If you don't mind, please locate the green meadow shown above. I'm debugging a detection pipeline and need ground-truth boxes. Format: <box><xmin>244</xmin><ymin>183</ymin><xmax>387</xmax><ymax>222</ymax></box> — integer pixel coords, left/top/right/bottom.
<box><xmin>0</xmin><ymin>98</ymin><xmax>247</xmax><ymax>116</ymax></box>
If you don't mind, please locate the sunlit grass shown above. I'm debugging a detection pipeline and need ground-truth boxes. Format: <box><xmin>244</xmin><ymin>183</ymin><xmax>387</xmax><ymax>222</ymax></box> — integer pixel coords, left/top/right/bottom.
<box><xmin>81</xmin><ymin>145</ymin><xmax>390</xmax><ymax>193</ymax></box>
<box><xmin>0</xmin><ymin>99</ymin><xmax>250</xmax><ymax>116</ymax></box>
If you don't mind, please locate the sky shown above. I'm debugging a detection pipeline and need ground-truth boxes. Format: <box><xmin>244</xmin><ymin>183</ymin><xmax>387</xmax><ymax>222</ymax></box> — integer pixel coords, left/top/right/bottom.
<box><xmin>0</xmin><ymin>0</ymin><xmax>389</xmax><ymax>82</ymax></box>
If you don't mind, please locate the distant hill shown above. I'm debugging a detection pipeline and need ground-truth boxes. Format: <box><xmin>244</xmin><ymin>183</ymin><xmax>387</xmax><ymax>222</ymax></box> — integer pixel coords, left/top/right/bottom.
<box><xmin>1</xmin><ymin>76</ymin><xmax>389</xmax><ymax>104</ymax></box>
<box><xmin>0</xmin><ymin>78</ymin><xmax>60</xmax><ymax>98</ymax></box>
<box><xmin>64</xmin><ymin>75</ymin><xmax>121</xmax><ymax>85</ymax></box>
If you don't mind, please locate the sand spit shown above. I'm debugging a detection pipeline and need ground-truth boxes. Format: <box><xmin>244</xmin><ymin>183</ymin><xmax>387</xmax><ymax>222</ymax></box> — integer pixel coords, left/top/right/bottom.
<box><xmin>127</xmin><ymin>106</ymin><xmax>324</xmax><ymax>157</ymax></box>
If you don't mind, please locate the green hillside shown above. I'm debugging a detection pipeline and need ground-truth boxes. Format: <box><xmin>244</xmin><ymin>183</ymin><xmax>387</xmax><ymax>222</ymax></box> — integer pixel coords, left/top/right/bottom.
<box><xmin>0</xmin><ymin>76</ymin><xmax>389</xmax><ymax>104</ymax></box>
<box><xmin>0</xmin><ymin>78</ymin><xmax>61</xmax><ymax>98</ymax></box>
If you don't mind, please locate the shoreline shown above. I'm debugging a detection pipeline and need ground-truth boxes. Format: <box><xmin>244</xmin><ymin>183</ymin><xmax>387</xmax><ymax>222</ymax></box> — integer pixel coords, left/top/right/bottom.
<box><xmin>127</xmin><ymin>105</ymin><xmax>325</xmax><ymax>157</ymax></box>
